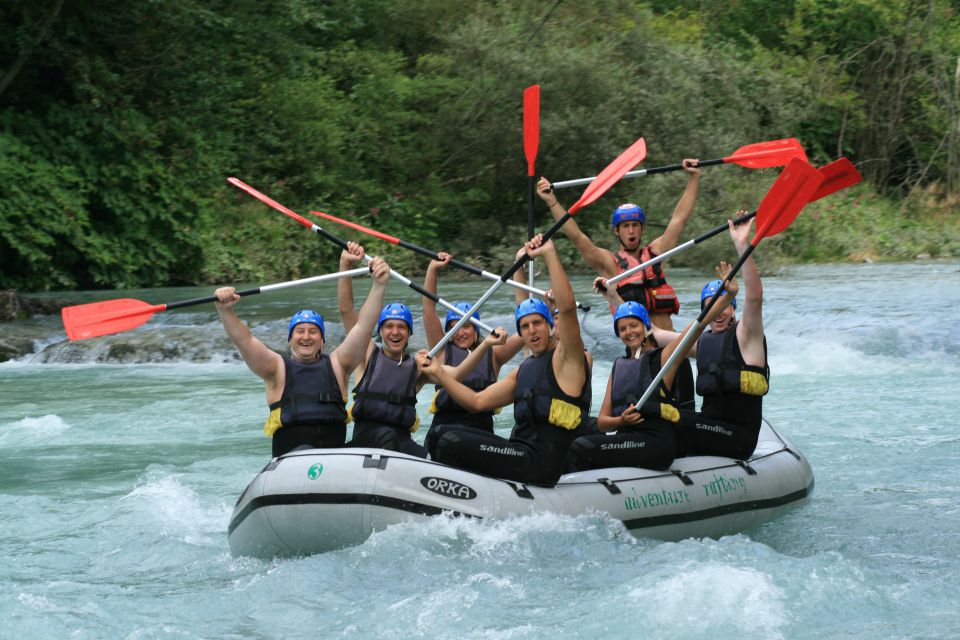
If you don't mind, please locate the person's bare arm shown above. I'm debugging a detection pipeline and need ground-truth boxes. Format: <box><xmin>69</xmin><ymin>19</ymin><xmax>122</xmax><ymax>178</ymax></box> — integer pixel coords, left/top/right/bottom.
<box><xmin>332</xmin><ymin>257</ymin><xmax>388</xmax><ymax>376</ymax></box>
<box><xmin>649</xmin><ymin>159</ymin><xmax>700</xmax><ymax>255</ymax></box>
<box><xmin>422</xmin><ymin>252</ymin><xmax>451</xmax><ymax>349</ymax></box>
<box><xmin>418</xmin><ymin>351</ymin><xmax>517</xmax><ymax>413</ymax></box>
<box><xmin>597</xmin><ymin>372</ymin><xmax>644</xmax><ymax>432</ymax></box>
<box><xmin>730</xmin><ymin>216</ymin><xmax>765</xmax><ymax>366</ymax></box>
<box><xmin>525</xmin><ymin>234</ymin><xmax>587</xmax><ymax>396</ymax></box>
<box><xmin>337</xmin><ymin>241</ymin><xmax>365</xmax><ymax>334</ymax></box>
<box><xmin>537</xmin><ymin>177</ymin><xmax>617</xmax><ymax>276</ymax></box>
<box><xmin>442</xmin><ymin>327</ymin><xmax>505</xmax><ymax>381</ymax></box>
<box><xmin>214</xmin><ymin>287</ymin><xmax>283</xmax><ymax>385</ymax></box>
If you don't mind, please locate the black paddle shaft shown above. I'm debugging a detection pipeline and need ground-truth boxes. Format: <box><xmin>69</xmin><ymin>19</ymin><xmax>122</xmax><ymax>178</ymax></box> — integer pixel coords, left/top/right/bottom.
<box><xmin>164</xmin><ymin>287</ymin><xmax>262</xmax><ymax>311</ymax></box>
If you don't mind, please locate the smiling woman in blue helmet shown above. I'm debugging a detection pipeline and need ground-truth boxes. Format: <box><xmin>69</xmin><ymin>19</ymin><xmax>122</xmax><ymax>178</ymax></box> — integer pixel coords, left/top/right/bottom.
<box><xmin>417</xmin><ymin>234</ymin><xmax>591</xmax><ymax>486</ymax></box>
<box><xmin>421</xmin><ymin>251</ymin><xmax>524</xmax><ymax>448</ymax></box>
<box><xmin>213</xmin><ymin>257</ymin><xmax>392</xmax><ymax>458</ymax></box>
<box><xmin>567</xmin><ymin>262</ymin><xmax>738</xmax><ymax>472</ymax></box>
<box><xmin>337</xmin><ymin>243</ymin><xmax>429</xmax><ymax>458</ymax></box>
<box><xmin>535</xmin><ymin>158</ymin><xmax>701</xmax><ymax>331</ymax></box>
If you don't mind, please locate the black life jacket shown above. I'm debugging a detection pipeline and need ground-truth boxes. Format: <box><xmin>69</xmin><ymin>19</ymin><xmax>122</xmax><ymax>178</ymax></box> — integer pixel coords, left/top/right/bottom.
<box><xmin>609</xmin><ymin>350</ymin><xmax>680</xmax><ymax>424</ymax></box>
<box><xmin>431</xmin><ymin>345</ymin><xmax>496</xmax><ymax>429</ymax></box>
<box><xmin>695</xmin><ymin>322</ymin><xmax>770</xmax><ymax>398</ymax></box>
<box><xmin>265</xmin><ymin>354</ymin><xmax>347</xmax><ymax>436</ymax></box>
<box><xmin>351</xmin><ymin>347</ymin><xmax>419</xmax><ymax>431</ymax></box>
<box><xmin>512</xmin><ymin>349</ymin><xmax>591</xmax><ymax>442</ymax></box>
<box><xmin>613</xmin><ymin>246</ymin><xmax>680</xmax><ymax>315</ymax></box>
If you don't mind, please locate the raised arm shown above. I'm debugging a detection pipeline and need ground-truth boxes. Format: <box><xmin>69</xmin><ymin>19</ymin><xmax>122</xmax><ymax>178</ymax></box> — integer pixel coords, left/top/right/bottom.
<box><xmin>332</xmin><ymin>256</ymin><xmax>388</xmax><ymax>375</ymax></box>
<box><xmin>422</xmin><ymin>252</ymin><xmax>451</xmax><ymax>350</ymax></box>
<box><xmin>730</xmin><ymin>216</ymin><xmax>765</xmax><ymax>366</ymax></box>
<box><xmin>526</xmin><ymin>234</ymin><xmax>587</xmax><ymax>395</ymax></box>
<box><xmin>214</xmin><ymin>287</ymin><xmax>283</xmax><ymax>385</ymax></box>
<box><xmin>336</xmin><ymin>241</ymin><xmax>365</xmax><ymax>334</ymax></box>
<box><xmin>649</xmin><ymin>159</ymin><xmax>700</xmax><ymax>255</ymax></box>
<box><xmin>537</xmin><ymin>177</ymin><xmax>617</xmax><ymax>276</ymax></box>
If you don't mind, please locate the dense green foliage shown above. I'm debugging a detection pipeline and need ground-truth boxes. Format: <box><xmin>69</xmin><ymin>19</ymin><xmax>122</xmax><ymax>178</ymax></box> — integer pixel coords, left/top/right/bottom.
<box><xmin>2</xmin><ymin>0</ymin><xmax>958</xmax><ymax>291</ymax></box>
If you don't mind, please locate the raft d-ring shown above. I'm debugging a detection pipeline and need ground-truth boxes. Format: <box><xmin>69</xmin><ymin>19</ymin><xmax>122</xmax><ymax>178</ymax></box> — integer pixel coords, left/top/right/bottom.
<box><xmin>735</xmin><ymin>460</ymin><xmax>757</xmax><ymax>475</ymax></box>
<box><xmin>598</xmin><ymin>478</ymin><xmax>622</xmax><ymax>495</ymax></box>
<box><xmin>671</xmin><ymin>470</ymin><xmax>694</xmax><ymax>486</ymax></box>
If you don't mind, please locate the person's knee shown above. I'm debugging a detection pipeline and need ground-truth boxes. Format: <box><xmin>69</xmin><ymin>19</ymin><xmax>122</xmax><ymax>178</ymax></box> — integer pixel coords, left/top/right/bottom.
<box><xmin>566</xmin><ymin>436</ymin><xmax>596</xmax><ymax>470</ymax></box>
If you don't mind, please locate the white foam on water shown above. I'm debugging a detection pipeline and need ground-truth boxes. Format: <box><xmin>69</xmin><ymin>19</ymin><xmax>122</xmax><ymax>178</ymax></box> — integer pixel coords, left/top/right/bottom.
<box><xmin>0</xmin><ymin>414</ymin><xmax>70</xmax><ymax>445</ymax></box>
<box><xmin>121</xmin><ymin>472</ymin><xmax>223</xmax><ymax>546</ymax></box>
<box><xmin>629</xmin><ymin>562</ymin><xmax>788</xmax><ymax>638</ymax></box>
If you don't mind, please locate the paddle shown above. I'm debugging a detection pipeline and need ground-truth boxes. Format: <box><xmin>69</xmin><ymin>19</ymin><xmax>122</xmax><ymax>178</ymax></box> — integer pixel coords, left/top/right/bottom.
<box><xmin>524</xmin><ymin>85</ymin><xmax>540</xmax><ymax>290</ymax></box>
<box><xmin>227</xmin><ymin>178</ymin><xmax>498</xmax><ymax>337</ymax></box>
<box><xmin>307</xmin><ymin>209</ymin><xmax>590</xmax><ymax>312</ymax></box>
<box><xmin>600</xmin><ymin>157</ymin><xmax>862</xmax><ymax>292</ymax></box>
<box><xmin>631</xmin><ymin>157</ymin><xmax>824</xmax><ymax>411</ymax></box>
<box><xmin>427</xmin><ymin>136</ymin><xmax>648</xmax><ymax>358</ymax></box>
<box><xmin>61</xmin><ymin>267</ymin><xmax>370</xmax><ymax>341</ymax></box>
<box><xmin>551</xmin><ymin>138</ymin><xmax>806</xmax><ymax>190</ymax></box>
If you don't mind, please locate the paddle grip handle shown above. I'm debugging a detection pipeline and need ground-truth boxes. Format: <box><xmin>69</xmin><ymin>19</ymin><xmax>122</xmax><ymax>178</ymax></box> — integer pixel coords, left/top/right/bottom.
<box><xmin>691</xmin><ymin>209</ymin><xmax>758</xmax><ymax>244</ymax></box>
<box><xmin>644</xmin><ymin>158</ymin><xmax>724</xmax><ymax>176</ymax></box>
<box><xmin>164</xmin><ymin>289</ymin><xmax>258</xmax><ymax>311</ymax></box>
<box><xmin>399</xmin><ymin>239</ymin><xmax>485</xmax><ymax>277</ymax></box>
<box><xmin>313</xmin><ymin>226</ymin><xmax>351</xmax><ymax>252</ymax></box>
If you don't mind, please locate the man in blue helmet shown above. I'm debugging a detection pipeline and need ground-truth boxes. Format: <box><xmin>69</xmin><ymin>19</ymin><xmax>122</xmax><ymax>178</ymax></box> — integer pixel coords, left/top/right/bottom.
<box><xmin>213</xmin><ymin>256</ymin><xmax>392</xmax><ymax>458</ymax></box>
<box><xmin>338</xmin><ymin>242</ymin><xmax>430</xmax><ymax>457</ymax></box>
<box><xmin>421</xmin><ymin>251</ymin><xmax>523</xmax><ymax>442</ymax></box>
<box><xmin>417</xmin><ymin>234</ymin><xmax>591</xmax><ymax>486</ymax></box>
<box><xmin>536</xmin><ymin>158</ymin><xmax>701</xmax><ymax>331</ymax></box>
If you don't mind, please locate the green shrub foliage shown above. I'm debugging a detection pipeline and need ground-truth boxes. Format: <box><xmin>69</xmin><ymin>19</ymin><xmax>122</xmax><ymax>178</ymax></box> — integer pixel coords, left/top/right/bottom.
<box><xmin>1</xmin><ymin>0</ymin><xmax>958</xmax><ymax>291</ymax></box>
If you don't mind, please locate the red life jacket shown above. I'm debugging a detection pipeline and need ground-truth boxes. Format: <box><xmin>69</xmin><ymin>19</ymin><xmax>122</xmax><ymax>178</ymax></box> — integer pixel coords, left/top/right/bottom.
<box><xmin>613</xmin><ymin>245</ymin><xmax>680</xmax><ymax>315</ymax></box>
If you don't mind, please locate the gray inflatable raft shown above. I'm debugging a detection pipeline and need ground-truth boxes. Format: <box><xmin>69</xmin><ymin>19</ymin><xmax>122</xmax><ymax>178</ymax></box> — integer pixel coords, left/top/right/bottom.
<box><xmin>228</xmin><ymin>419</ymin><xmax>813</xmax><ymax>558</ymax></box>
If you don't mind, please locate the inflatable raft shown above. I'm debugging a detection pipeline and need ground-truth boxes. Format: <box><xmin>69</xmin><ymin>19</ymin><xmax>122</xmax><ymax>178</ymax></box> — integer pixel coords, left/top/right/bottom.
<box><xmin>228</xmin><ymin>419</ymin><xmax>813</xmax><ymax>558</ymax></box>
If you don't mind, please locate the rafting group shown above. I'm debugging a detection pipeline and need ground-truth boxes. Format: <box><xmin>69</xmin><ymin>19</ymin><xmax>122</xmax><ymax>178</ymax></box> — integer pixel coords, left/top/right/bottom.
<box><xmin>60</xmin><ymin>126</ymin><xmax>860</xmax><ymax>489</ymax></box>
<box><xmin>212</xmin><ymin>157</ymin><xmax>772</xmax><ymax>487</ymax></box>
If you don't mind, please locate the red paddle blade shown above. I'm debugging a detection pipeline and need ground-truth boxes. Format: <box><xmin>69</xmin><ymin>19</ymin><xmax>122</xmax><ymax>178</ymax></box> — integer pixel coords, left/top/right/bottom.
<box><xmin>227</xmin><ymin>177</ymin><xmax>314</xmax><ymax>229</ymax></box>
<box><xmin>523</xmin><ymin>85</ymin><xmax>540</xmax><ymax>176</ymax></box>
<box><xmin>755</xmin><ymin>157</ymin><xmax>824</xmax><ymax>242</ymax></box>
<box><xmin>568</xmin><ymin>137</ymin><xmax>647</xmax><ymax>216</ymax></box>
<box><xmin>62</xmin><ymin>298</ymin><xmax>165</xmax><ymax>341</ymax></box>
<box><xmin>727</xmin><ymin>138</ymin><xmax>807</xmax><ymax>169</ymax></box>
<box><xmin>309</xmin><ymin>210</ymin><xmax>401</xmax><ymax>245</ymax></box>
<box><xmin>810</xmin><ymin>158</ymin><xmax>862</xmax><ymax>202</ymax></box>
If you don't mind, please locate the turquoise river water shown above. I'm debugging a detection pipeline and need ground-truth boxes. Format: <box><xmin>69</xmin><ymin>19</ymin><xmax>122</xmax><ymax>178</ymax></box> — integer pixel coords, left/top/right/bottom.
<box><xmin>1</xmin><ymin>261</ymin><xmax>958</xmax><ymax>639</ymax></box>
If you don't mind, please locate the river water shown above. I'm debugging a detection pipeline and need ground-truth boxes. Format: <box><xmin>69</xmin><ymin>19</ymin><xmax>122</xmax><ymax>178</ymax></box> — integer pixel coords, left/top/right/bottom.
<box><xmin>1</xmin><ymin>260</ymin><xmax>958</xmax><ymax>639</ymax></box>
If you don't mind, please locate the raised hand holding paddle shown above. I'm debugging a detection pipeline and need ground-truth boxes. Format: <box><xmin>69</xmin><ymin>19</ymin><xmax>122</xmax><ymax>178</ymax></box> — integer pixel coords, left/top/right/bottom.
<box><xmin>631</xmin><ymin>157</ymin><xmax>824</xmax><ymax>411</ymax></box>
<box><xmin>227</xmin><ymin>178</ymin><xmax>499</xmax><ymax>337</ymax></box>
<box><xmin>61</xmin><ymin>267</ymin><xmax>370</xmax><ymax>341</ymax></box>
<box><xmin>307</xmin><ymin>209</ymin><xmax>590</xmax><ymax>312</ymax></box>
<box><xmin>599</xmin><ymin>157</ymin><xmax>863</xmax><ymax>293</ymax></box>
<box><xmin>428</xmin><ymin>136</ymin><xmax>647</xmax><ymax>358</ymax></box>
<box><xmin>551</xmin><ymin>138</ymin><xmax>806</xmax><ymax>190</ymax></box>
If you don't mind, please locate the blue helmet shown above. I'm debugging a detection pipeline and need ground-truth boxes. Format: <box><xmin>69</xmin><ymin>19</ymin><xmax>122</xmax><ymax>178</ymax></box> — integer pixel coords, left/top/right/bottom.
<box><xmin>613</xmin><ymin>301</ymin><xmax>651</xmax><ymax>336</ymax></box>
<box><xmin>377</xmin><ymin>302</ymin><xmax>414</xmax><ymax>333</ymax></box>
<box><xmin>611</xmin><ymin>203</ymin><xmax>646</xmax><ymax>228</ymax></box>
<box><xmin>515</xmin><ymin>298</ymin><xmax>554</xmax><ymax>334</ymax></box>
<box><xmin>288</xmin><ymin>310</ymin><xmax>325</xmax><ymax>341</ymax></box>
<box><xmin>445</xmin><ymin>301</ymin><xmax>480</xmax><ymax>330</ymax></box>
<box><xmin>700</xmin><ymin>279</ymin><xmax>737</xmax><ymax>310</ymax></box>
